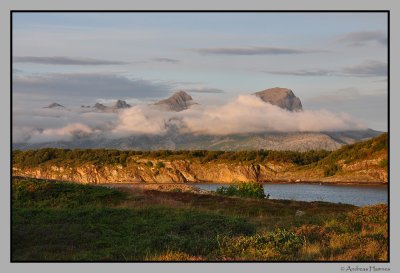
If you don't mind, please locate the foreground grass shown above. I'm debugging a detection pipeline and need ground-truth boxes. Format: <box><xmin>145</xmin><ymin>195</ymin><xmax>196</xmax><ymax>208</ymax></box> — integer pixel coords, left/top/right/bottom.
<box><xmin>12</xmin><ymin>177</ymin><xmax>388</xmax><ymax>261</ymax></box>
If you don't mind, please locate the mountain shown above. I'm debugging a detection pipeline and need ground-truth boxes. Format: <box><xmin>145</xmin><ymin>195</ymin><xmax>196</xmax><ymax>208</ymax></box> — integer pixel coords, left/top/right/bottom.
<box><xmin>254</xmin><ymin>87</ymin><xmax>302</xmax><ymax>111</ymax></box>
<box><xmin>13</xmin><ymin>129</ymin><xmax>382</xmax><ymax>152</ymax></box>
<box><xmin>112</xmin><ymin>100</ymin><xmax>131</xmax><ymax>110</ymax></box>
<box><xmin>17</xmin><ymin>88</ymin><xmax>383</xmax><ymax>151</ymax></box>
<box><xmin>93</xmin><ymin>102</ymin><xmax>108</xmax><ymax>111</ymax></box>
<box><xmin>43</xmin><ymin>102</ymin><xmax>66</xmax><ymax>109</ymax></box>
<box><xmin>92</xmin><ymin>100</ymin><xmax>131</xmax><ymax>112</ymax></box>
<box><xmin>154</xmin><ymin>91</ymin><xmax>196</xmax><ymax>111</ymax></box>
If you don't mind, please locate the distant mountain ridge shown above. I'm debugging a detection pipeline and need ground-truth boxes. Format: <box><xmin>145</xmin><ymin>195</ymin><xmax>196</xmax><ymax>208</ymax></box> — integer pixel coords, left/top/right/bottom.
<box><xmin>45</xmin><ymin>100</ymin><xmax>132</xmax><ymax>113</ymax></box>
<box><xmin>91</xmin><ymin>100</ymin><xmax>131</xmax><ymax>112</ymax></box>
<box><xmin>42</xmin><ymin>87</ymin><xmax>301</xmax><ymax>113</ymax></box>
<box><xmin>13</xmin><ymin>129</ymin><xmax>382</xmax><ymax>152</ymax></box>
<box><xmin>20</xmin><ymin>88</ymin><xmax>383</xmax><ymax>151</ymax></box>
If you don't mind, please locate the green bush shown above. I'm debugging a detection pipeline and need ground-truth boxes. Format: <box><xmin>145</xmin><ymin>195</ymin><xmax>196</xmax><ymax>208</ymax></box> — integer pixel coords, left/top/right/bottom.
<box><xmin>378</xmin><ymin>158</ymin><xmax>388</xmax><ymax>169</ymax></box>
<box><xmin>216</xmin><ymin>182</ymin><xmax>266</xmax><ymax>199</ymax></box>
<box><xmin>156</xmin><ymin>161</ymin><xmax>165</xmax><ymax>169</ymax></box>
<box><xmin>267</xmin><ymin>228</ymin><xmax>305</xmax><ymax>254</ymax></box>
<box><xmin>146</xmin><ymin>161</ymin><xmax>153</xmax><ymax>167</ymax></box>
<box><xmin>324</xmin><ymin>163</ymin><xmax>340</xmax><ymax>177</ymax></box>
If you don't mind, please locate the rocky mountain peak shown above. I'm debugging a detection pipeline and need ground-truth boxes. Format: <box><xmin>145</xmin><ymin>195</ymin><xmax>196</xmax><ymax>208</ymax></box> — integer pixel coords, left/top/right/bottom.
<box><xmin>155</xmin><ymin>91</ymin><xmax>195</xmax><ymax>112</ymax></box>
<box><xmin>112</xmin><ymin>100</ymin><xmax>131</xmax><ymax>109</ymax></box>
<box><xmin>44</xmin><ymin>102</ymin><xmax>65</xmax><ymax>109</ymax></box>
<box><xmin>254</xmin><ymin>87</ymin><xmax>303</xmax><ymax>111</ymax></box>
<box><xmin>93</xmin><ymin>102</ymin><xmax>107</xmax><ymax>111</ymax></box>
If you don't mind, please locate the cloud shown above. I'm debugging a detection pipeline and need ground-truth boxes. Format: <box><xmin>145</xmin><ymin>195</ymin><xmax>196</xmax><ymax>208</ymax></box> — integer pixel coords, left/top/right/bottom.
<box><xmin>13</xmin><ymin>56</ymin><xmax>129</xmax><ymax>65</ymax></box>
<box><xmin>13</xmin><ymin>108</ymin><xmax>118</xmax><ymax>142</ymax></box>
<box><xmin>152</xmin><ymin>58</ymin><xmax>180</xmax><ymax>64</ymax></box>
<box><xmin>13</xmin><ymin>94</ymin><xmax>366</xmax><ymax>143</ymax></box>
<box><xmin>265</xmin><ymin>60</ymin><xmax>387</xmax><ymax>78</ymax></box>
<box><xmin>337</xmin><ymin>31</ymin><xmax>387</xmax><ymax>46</ymax></box>
<box><xmin>30</xmin><ymin>123</ymin><xmax>95</xmax><ymax>143</ymax></box>
<box><xmin>342</xmin><ymin>60</ymin><xmax>387</xmax><ymax>77</ymax></box>
<box><xmin>185</xmin><ymin>87</ymin><xmax>225</xmax><ymax>94</ymax></box>
<box><xmin>266</xmin><ymin>69</ymin><xmax>335</xmax><ymax>77</ymax></box>
<box><xmin>112</xmin><ymin>95</ymin><xmax>365</xmax><ymax>137</ymax></box>
<box><xmin>13</xmin><ymin>72</ymin><xmax>172</xmax><ymax>100</ymax></box>
<box><xmin>112</xmin><ymin>106</ymin><xmax>176</xmax><ymax>135</ymax></box>
<box><xmin>192</xmin><ymin>46</ymin><xmax>327</xmax><ymax>56</ymax></box>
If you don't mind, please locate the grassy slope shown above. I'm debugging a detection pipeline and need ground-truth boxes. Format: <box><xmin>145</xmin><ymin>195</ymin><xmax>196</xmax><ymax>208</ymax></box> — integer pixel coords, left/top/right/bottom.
<box><xmin>12</xmin><ymin>177</ymin><xmax>388</xmax><ymax>261</ymax></box>
<box><xmin>296</xmin><ymin>133</ymin><xmax>388</xmax><ymax>180</ymax></box>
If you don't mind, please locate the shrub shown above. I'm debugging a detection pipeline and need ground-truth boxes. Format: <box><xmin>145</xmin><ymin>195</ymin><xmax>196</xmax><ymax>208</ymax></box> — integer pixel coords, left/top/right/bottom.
<box><xmin>268</xmin><ymin>228</ymin><xmax>305</xmax><ymax>254</ymax></box>
<box><xmin>378</xmin><ymin>158</ymin><xmax>388</xmax><ymax>169</ymax></box>
<box><xmin>216</xmin><ymin>182</ymin><xmax>266</xmax><ymax>199</ymax></box>
<box><xmin>145</xmin><ymin>161</ymin><xmax>153</xmax><ymax>167</ymax></box>
<box><xmin>156</xmin><ymin>161</ymin><xmax>165</xmax><ymax>169</ymax></box>
<box><xmin>324</xmin><ymin>163</ymin><xmax>340</xmax><ymax>177</ymax></box>
<box><xmin>215</xmin><ymin>228</ymin><xmax>305</xmax><ymax>259</ymax></box>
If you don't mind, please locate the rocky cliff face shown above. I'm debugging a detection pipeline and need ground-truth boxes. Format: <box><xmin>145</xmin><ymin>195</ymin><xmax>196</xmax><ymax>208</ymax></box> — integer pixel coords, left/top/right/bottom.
<box><xmin>254</xmin><ymin>87</ymin><xmax>303</xmax><ymax>111</ymax></box>
<box><xmin>12</xmin><ymin>155</ymin><xmax>387</xmax><ymax>184</ymax></box>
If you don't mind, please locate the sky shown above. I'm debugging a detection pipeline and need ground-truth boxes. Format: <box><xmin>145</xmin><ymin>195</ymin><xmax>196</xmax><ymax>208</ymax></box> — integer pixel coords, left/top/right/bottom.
<box><xmin>12</xmin><ymin>12</ymin><xmax>388</xmax><ymax>142</ymax></box>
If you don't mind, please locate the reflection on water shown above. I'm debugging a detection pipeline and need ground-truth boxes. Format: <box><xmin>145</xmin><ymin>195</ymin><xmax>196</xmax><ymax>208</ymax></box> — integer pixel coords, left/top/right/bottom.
<box><xmin>188</xmin><ymin>183</ymin><xmax>388</xmax><ymax>206</ymax></box>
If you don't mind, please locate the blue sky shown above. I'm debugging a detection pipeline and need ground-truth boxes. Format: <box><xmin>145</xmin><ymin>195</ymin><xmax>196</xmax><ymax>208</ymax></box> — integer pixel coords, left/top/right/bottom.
<box><xmin>12</xmin><ymin>12</ymin><xmax>388</xmax><ymax>131</ymax></box>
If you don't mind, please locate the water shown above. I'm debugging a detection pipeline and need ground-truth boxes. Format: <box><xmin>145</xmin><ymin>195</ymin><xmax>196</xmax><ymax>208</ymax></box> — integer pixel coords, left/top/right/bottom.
<box><xmin>188</xmin><ymin>183</ymin><xmax>388</xmax><ymax>206</ymax></box>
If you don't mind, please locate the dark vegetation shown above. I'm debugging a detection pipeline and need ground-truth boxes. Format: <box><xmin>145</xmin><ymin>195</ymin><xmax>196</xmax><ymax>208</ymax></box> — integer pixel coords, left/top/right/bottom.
<box><xmin>12</xmin><ymin>133</ymin><xmax>387</xmax><ymax>170</ymax></box>
<box><xmin>216</xmin><ymin>182</ymin><xmax>267</xmax><ymax>199</ymax></box>
<box><xmin>12</xmin><ymin>177</ymin><xmax>388</xmax><ymax>261</ymax></box>
<box><xmin>12</xmin><ymin>147</ymin><xmax>330</xmax><ymax>167</ymax></box>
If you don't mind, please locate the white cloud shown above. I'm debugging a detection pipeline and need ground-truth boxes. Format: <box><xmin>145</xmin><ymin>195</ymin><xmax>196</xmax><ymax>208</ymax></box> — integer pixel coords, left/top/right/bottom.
<box><xmin>13</xmin><ymin>94</ymin><xmax>366</xmax><ymax>143</ymax></box>
<box><xmin>113</xmin><ymin>95</ymin><xmax>365</xmax><ymax>137</ymax></box>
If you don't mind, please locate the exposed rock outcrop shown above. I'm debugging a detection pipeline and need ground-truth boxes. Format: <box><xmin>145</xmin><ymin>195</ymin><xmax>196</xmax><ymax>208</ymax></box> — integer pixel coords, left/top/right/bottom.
<box><xmin>254</xmin><ymin>87</ymin><xmax>303</xmax><ymax>111</ymax></box>
<box><xmin>112</xmin><ymin>99</ymin><xmax>131</xmax><ymax>110</ymax></box>
<box><xmin>154</xmin><ymin>91</ymin><xmax>196</xmax><ymax>112</ymax></box>
<box><xmin>12</xmin><ymin>154</ymin><xmax>387</xmax><ymax>185</ymax></box>
<box><xmin>93</xmin><ymin>102</ymin><xmax>108</xmax><ymax>111</ymax></box>
<box><xmin>92</xmin><ymin>100</ymin><xmax>131</xmax><ymax>112</ymax></box>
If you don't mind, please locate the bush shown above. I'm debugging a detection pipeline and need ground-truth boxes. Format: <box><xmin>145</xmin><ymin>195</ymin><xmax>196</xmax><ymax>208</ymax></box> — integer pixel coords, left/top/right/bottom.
<box><xmin>378</xmin><ymin>158</ymin><xmax>388</xmax><ymax>169</ymax></box>
<box><xmin>156</xmin><ymin>161</ymin><xmax>165</xmax><ymax>169</ymax></box>
<box><xmin>146</xmin><ymin>161</ymin><xmax>153</xmax><ymax>167</ymax></box>
<box><xmin>324</xmin><ymin>163</ymin><xmax>340</xmax><ymax>177</ymax></box>
<box><xmin>216</xmin><ymin>182</ymin><xmax>266</xmax><ymax>199</ymax></box>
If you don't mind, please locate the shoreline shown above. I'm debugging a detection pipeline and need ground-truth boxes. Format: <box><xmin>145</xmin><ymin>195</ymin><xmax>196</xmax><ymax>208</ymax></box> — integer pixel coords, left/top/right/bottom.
<box><xmin>12</xmin><ymin>175</ymin><xmax>387</xmax><ymax>187</ymax></box>
<box><xmin>99</xmin><ymin>180</ymin><xmax>388</xmax><ymax>187</ymax></box>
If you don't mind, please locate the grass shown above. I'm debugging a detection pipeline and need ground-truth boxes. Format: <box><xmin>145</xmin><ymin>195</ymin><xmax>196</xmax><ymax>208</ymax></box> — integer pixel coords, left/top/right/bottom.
<box><xmin>12</xmin><ymin>177</ymin><xmax>388</xmax><ymax>261</ymax></box>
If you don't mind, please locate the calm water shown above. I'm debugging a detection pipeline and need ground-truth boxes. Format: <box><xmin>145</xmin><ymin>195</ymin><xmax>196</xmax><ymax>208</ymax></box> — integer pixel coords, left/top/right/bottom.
<box><xmin>188</xmin><ymin>183</ymin><xmax>388</xmax><ymax>206</ymax></box>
